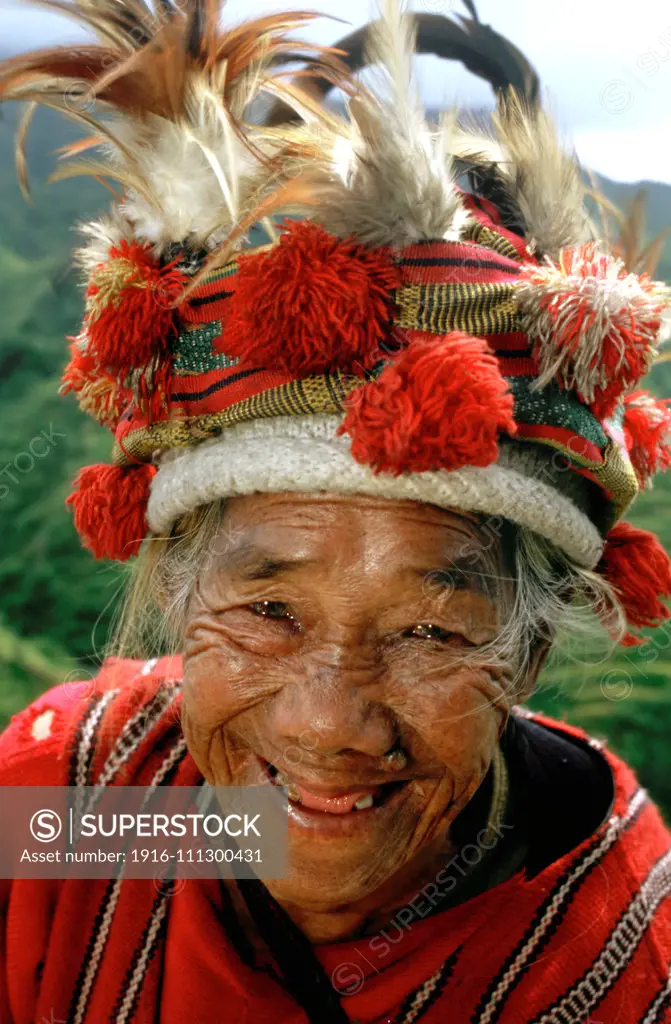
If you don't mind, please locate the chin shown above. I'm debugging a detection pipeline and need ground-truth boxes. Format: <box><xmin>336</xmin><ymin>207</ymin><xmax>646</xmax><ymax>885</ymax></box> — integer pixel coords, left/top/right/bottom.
<box><xmin>266</xmin><ymin>835</ymin><xmax>407</xmax><ymax>911</ymax></box>
<box><xmin>270</xmin><ymin>788</ymin><xmax>451</xmax><ymax>911</ymax></box>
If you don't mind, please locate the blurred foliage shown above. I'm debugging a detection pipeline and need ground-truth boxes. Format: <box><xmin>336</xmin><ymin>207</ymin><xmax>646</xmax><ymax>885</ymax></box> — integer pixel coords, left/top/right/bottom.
<box><xmin>0</xmin><ymin>107</ymin><xmax>124</xmax><ymax>677</ymax></box>
<box><xmin>1</xmin><ymin>106</ymin><xmax>671</xmax><ymax>818</ymax></box>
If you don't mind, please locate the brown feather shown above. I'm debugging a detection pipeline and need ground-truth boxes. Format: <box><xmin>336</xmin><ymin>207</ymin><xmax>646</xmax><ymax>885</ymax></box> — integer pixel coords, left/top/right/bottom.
<box><xmin>0</xmin><ymin>7</ymin><xmax>347</xmax><ymax>119</ymax></box>
<box><xmin>15</xmin><ymin>102</ymin><xmax>37</xmax><ymax>199</ymax></box>
<box><xmin>639</xmin><ymin>230</ymin><xmax>671</xmax><ymax>277</ymax></box>
<box><xmin>0</xmin><ymin>1</ymin><xmax>352</xmax><ymax>254</ymax></box>
<box><xmin>91</xmin><ymin>176</ymin><xmax>124</xmax><ymax>201</ymax></box>
<box><xmin>616</xmin><ymin>188</ymin><xmax>647</xmax><ymax>272</ymax></box>
<box><xmin>56</xmin><ymin>136</ymin><xmax>107</xmax><ymax>158</ymax></box>
<box><xmin>608</xmin><ymin>188</ymin><xmax>671</xmax><ymax>276</ymax></box>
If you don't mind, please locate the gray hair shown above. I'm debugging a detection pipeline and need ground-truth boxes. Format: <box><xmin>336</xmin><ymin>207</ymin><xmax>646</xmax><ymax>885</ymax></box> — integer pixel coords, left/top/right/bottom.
<box><xmin>113</xmin><ymin>500</ymin><xmax>625</xmax><ymax>695</ymax></box>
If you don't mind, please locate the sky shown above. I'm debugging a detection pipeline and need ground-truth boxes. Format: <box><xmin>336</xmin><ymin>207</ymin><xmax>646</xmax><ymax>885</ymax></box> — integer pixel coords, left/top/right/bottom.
<box><xmin>2</xmin><ymin>0</ymin><xmax>671</xmax><ymax>184</ymax></box>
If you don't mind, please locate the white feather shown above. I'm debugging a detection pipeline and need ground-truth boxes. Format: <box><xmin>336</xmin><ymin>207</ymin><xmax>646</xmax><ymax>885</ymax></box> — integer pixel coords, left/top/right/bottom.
<box><xmin>494</xmin><ymin>97</ymin><xmax>588</xmax><ymax>258</ymax></box>
<box><xmin>453</xmin><ymin>98</ymin><xmax>588</xmax><ymax>259</ymax></box>
<box><xmin>369</xmin><ymin>0</ymin><xmax>423</xmax><ymax>142</ymax></box>
<box><xmin>310</xmin><ymin>0</ymin><xmax>468</xmax><ymax>248</ymax></box>
<box><xmin>109</xmin><ymin>115</ymin><xmax>259</xmax><ymax>252</ymax></box>
<box><xmin>74</xmin><ymin>208</ymin><xmax>134</xmax><ymax>275</ymax></box>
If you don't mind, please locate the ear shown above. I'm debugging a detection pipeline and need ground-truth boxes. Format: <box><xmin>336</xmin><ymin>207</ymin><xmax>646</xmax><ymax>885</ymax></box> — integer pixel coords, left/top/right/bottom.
<box><xmin>516</xmin><ymin>635</ymin><xmax>552</xmax><ymax>705</ymax></box>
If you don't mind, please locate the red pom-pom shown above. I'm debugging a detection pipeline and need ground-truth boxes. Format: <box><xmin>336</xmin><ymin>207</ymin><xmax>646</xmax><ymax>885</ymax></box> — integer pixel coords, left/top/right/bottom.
<box><xmin>623</xmin><ymin>390</ymin><xmax>671</xmax><ymax>486</ymax></box>
<box><xmin>222</xmin><ymin>221</ymin><xmax>401</xmax><ymax>376</ymax></box>
<box><xmin>340</xmin><ymin>332</ymin><xmax>516</xmax><ymax>474</ymax></box>
<box><xmin>61</xmin><ymin>340</ymin><xmax>130</xmax><ymax>428</ymax></box>
<box><xmin>518</xmin><ymin>244</ymin><xmax>664</xmax><ymax>419</ymax></box>
<box><xmin>67</xmin><ymin>463</ymin><xmax>156</xmax><ymax>561</ymax></box>
<box><xmin>597</xmin><ymin>521</ymin><xmax>671</xmax><ymax>645</ymax></box>
<box><xmin>62</xmin><ymin>338</ymin><xmax>97</xmax><ymax>389</ymax></box>
<box><xmin>86</xmin><ymin>241</ymin><xmax>185</xmax><ymax>373</ymax></box>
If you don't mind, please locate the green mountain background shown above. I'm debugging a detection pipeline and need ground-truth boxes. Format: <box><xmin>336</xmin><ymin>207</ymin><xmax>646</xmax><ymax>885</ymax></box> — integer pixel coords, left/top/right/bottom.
<box><xmin>1</xmin><ymin>106</ymin><xmax>671</xmax><ymax>814</ymax></box>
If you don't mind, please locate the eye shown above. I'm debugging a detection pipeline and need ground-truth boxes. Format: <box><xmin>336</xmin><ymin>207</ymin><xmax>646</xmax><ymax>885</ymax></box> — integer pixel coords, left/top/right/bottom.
<box><xmin>405</xmin><ymin>623</ymin><xmax>455</xmax><ymax>643</ymax></box>
<box><xmin>250</xmin><ymin>600</ymin><xmax>295</xmax><ymax>622</ymax></box>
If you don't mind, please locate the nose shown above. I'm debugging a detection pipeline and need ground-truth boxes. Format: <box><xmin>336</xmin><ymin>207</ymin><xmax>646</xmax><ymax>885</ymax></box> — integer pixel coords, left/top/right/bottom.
<box><xmin>269</xmin><ymin>646</ymin><xmax>396</xmax><ymax>762</ymax></box>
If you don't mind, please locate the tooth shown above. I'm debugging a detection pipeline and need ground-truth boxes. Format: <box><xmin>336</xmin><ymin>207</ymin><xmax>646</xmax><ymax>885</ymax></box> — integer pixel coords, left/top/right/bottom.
<box><xmin>286</xmin><ymin>783</ymin><xmax>301</xmax><ymax>802</ymax></box>
<box><xmin>354</xmin><ymin>794</ymin><xmax>374</xmax><ymax>810</ymax></box>
<box><xmin>275</xmin><ymin>771</ymin><xmax>289</xmax><ymax>787</ymax></box>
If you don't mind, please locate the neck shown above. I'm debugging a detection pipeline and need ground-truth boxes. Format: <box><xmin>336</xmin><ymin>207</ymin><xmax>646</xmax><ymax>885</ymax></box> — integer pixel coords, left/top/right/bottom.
<box><xmin>276</xmin><ymin>835</ymin><xmax>462</xmax><ymax>944</ymax></box>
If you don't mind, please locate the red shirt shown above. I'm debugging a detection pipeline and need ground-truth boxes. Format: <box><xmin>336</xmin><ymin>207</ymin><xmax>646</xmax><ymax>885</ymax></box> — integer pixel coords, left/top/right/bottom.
<box><xmin>1</xmin><ymin>657</ymin><xmax>670</xmax><ymax>1023</ymax></box>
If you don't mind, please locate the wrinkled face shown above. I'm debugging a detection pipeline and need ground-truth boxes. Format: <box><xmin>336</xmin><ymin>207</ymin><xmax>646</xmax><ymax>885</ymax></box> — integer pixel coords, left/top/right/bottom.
<box><xmin>181</xmin><ymin>492</ymin><xmax>521</xmax><ymax>917</ymax></box>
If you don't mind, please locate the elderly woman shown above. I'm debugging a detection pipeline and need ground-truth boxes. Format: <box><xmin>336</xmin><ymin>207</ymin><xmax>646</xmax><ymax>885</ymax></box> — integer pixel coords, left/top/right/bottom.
<box><xmin>1</xmin><ymin>2</ymin><xmax>671</xmax><ymax>1022</ymax></box>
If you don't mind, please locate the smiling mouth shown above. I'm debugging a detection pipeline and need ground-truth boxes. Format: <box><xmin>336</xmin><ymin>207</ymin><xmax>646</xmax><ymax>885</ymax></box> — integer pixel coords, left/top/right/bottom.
<box><xmin>261</xmin><ymin>759</ymin><xmax>406</xmax><ymax>816</ymax></box>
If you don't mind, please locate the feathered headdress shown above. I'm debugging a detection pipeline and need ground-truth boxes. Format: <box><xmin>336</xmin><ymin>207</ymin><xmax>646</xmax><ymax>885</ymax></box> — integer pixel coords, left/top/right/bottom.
<box><xmin>3</xmin><ymin>0</ymin><xmax>671</xmax><ymax>645</ymax></box>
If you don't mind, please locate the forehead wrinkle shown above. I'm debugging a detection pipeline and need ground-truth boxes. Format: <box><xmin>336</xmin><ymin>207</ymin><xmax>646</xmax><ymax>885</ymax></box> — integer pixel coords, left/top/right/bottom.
<box><xmin>210</xmin><ymin>537</ymin><xmax>319</xmax><ymax>580</ymax></box>
<box><xmin>213</xmin><ymin>501</ymin><xmax>503</xmax><ymax>591</ymax></box>
<box><xmin>353</xmin><ymin>514</ymin><xmax>487</xmax><ymax>581</ymax></box>
<box><xmin>416</xmin><ymin>564</ymin><xmax>491</xmax><ymax>600</ymax></box>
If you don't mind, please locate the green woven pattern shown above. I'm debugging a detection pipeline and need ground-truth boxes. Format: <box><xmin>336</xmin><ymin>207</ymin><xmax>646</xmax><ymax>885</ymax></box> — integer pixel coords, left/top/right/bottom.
<box><xmin>510</xmin><ymin>378</ymin><xmax>609</xmax><ymax>450</ymax></box>
<box><xmin>172</xmin><ymin>321</ymin><xmax>238</xmax><ymax>375</ymax></box>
